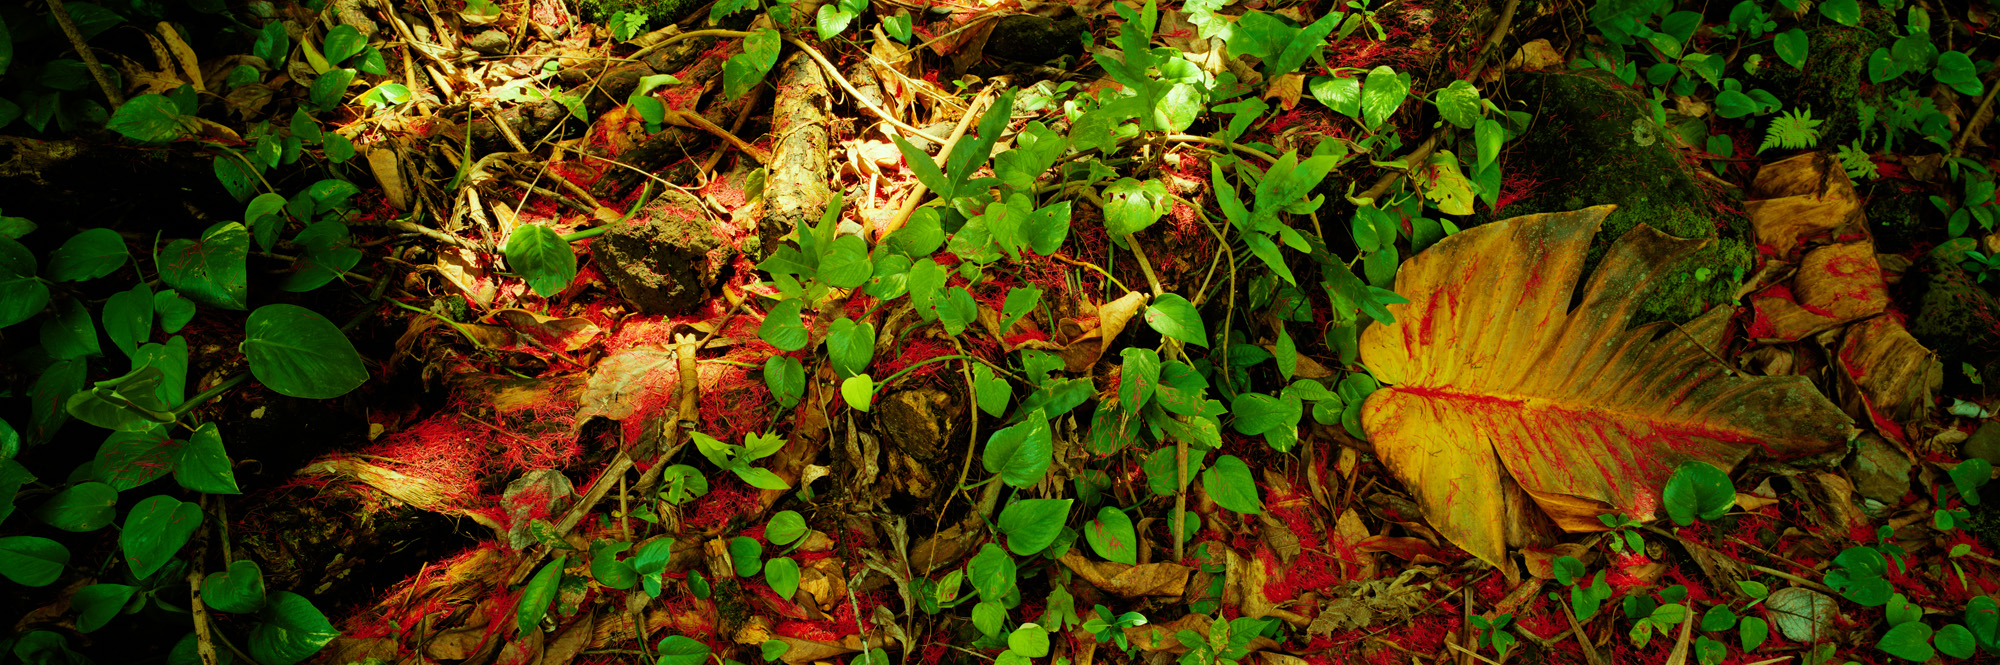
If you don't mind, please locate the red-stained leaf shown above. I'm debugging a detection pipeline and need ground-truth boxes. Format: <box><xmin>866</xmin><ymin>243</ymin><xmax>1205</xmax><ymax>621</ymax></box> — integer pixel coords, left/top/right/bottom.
<box><xmin>1358</xmin><ymin>206</ymin><xmax>1851</xmax><ymax>567</ymax></box>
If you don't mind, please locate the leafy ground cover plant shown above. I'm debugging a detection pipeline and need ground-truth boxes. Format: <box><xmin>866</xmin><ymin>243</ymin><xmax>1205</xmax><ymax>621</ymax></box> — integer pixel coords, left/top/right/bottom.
<box><xmin>1</xmin><ymin>0</ymin><xmax>1999</xmax><ymax>664</ymax></box>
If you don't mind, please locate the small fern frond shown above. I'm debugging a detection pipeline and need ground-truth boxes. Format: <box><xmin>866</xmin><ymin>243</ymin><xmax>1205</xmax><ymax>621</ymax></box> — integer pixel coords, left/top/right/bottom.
<box><xmin>1837</xmin><ymin>140</ymin><xmax>1879</xmax><ymax>180</ymax></box>
<box><xmin>1758</xmin><ymin>108</ymin><xmax>1824</xmax><ymax>154</ymax></box>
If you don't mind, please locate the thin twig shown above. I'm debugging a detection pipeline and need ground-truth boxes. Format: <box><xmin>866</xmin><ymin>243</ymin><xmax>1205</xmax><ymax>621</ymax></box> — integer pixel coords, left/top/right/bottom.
<box><xmin>669</xmin><ymin>105</ymin><xmax>770</xmax><ymax>163</ymax></box>
<box><xmin>46</xmin><ymin>0</ymin><xmax>123</xmax><ymax>107</ymax></box>
<box><xmin>786</xmin><ymin>37</ymin><xmax>949</xmax><ymax>145</ymax></box>
<box><xmin>1950</xmin><ymin>70</ymin><xmax>2000</xmax><ymax>160</ymax></box>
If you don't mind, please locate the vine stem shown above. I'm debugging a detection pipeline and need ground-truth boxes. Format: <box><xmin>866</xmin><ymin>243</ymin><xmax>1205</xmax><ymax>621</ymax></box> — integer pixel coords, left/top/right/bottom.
<box><xmin>173</xmin><ymin>373</ymin><xmax>251</xmax><ymax>417</ymax></box>
<box><xmin>786</xmin><ymin>37</ymin><xmax>950</xmax><ymax>146</ymax></box>
<box><xmin>46</xmin><ymin>0</ymin><xmax>123</xmax><ymax>107</ymax></box>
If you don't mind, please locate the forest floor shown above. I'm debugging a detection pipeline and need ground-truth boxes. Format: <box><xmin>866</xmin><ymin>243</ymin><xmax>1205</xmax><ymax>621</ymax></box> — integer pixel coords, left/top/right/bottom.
<box><xmin>2</xmin><ymin>1</ymin><xmax>2000</xmax><ymax>665</ymax></box>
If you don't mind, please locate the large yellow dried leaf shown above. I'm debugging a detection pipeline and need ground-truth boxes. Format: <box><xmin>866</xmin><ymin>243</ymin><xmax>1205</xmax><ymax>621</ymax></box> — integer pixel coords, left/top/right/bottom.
<box><xmin>1358</xmin><ymin>206</ymin><xmax>1851</xmax><ymax>567</ymax></box>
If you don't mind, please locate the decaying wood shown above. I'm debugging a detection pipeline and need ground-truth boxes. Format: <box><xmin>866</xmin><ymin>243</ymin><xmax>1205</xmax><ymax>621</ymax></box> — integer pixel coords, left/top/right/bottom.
<box><xmin>760</xmin><ymin>52</ymin><xmax>835</xmax><ymax>259</ymax></box>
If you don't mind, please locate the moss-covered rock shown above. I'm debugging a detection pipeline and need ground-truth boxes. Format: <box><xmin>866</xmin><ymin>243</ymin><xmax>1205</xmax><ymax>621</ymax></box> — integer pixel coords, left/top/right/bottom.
<box><xmin>1748</xmin><ymin>21</ymin><xmax>1882</xmax><ymax>151</ymax></box>
<box><xmin>1482</xmin><ymin>70</ymin><xmax>1752</xmax><ymax>323</ymax></box>
<box><xmin>1903</xmin><ymin>239</ymin><xmax>2000</xmax><ymax>391</ymax></box>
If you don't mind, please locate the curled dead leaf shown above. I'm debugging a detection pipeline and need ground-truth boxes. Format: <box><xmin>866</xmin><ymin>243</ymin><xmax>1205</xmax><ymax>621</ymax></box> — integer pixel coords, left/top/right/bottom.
<box><xmin>1359</xmin><ymin>205</ymin><xmax>1851</xmax><ymax>567</ymax></box>
<box><xmin>1058</xmin><ymin>550</ymin><xmax>1191</xmax><ymax>597</ymax></box>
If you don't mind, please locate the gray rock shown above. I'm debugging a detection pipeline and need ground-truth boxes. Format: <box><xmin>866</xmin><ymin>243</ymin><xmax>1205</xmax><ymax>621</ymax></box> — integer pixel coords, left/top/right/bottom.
<box><xmin>1966</xmin><ymin>421</ymin><xmax>2000</xmax><ymax>467</ymax></box>
<box><xmin>588</xmin><ymin>190</ymin><xmax>725</xmax><ymax>315</ymax></box>
<box><xmin>1903</xmin><ymin>239</ymin><xmax>2000</xmax><ymax>390</ymax></box>
<box><xmin>1845</xmin><ymin>432</ymin><xmax>1912</xmax><ymax>504</ymax></box>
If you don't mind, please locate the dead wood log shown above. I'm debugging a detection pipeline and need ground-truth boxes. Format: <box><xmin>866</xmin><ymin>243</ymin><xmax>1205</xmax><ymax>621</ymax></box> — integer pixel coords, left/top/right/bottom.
<box><xmin>760</xmin><ymin>52</ymin><xmax>834</xmax><ymax>259</ymax></box>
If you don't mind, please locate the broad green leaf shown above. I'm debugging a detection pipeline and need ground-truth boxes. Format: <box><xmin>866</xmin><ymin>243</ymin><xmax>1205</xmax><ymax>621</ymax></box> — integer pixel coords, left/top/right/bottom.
<box><xmin>281</xmin><ymin>221</ymin><xmax>362</xmax><ymax>292</ymax></box>
<box><xmin>1231</xmin><ymin>392</ymin><xmax>1300</xmax><ymax>435</ymax></box>
<box><xmin>322</xmin><ymin>25</ymin><xmax>366</xmax><ymax>64</ymax></box>
<box><xmin>722</xmin><ymin>28</ymin><xmax>781</xmax><ymax>101</ymax></box>
<box><xmin>154</xmin><ymin>289</ymin><xmax>196</xmax><ymax>333</ymax></box>
<box><xmin>1663</xmin><ymin>460</ymin><xmax>1733</xmax><ymax>525</ymax></box>
<box><xmin>1274</xmin><ymin>326</ymin><xmax>1297</xmax><ymax>380</ymax></box>
<box><xmin>1201</xmin><ymin>454</ymin><xmax>1263</xmax><ymax>514</ymax></box>
<box><xmin>938</xmin><ymin>287</ymin><xmax>977</xmax><ymax>336</ymax></box>
<box><xmin>658</xmin><ymin>465</ymin><xmax>709</xmax><ymax>504</ymax></box>
<box><xmin>819</xmin><ymin>234</ymin><xmax>872</xmax><ymax>289</ymax></box>
<box><xmin>765</xmin><ymin>355</ymin><xmax>805</xmax><ymax>408</ymax></box>
<box><xmin>1434</xmin><ymin>80</ymin><xmax>1480</xmax><ymax>128</ymax></box>
<box><xmin>1001</xmin><ymin>286</ymin><xmax>1043</xmax><ymax>332</ymax></box>
<box><xmin>0</xmin><ymin>536</ymin><xmax>68</xmax><ymax>586</ymax></box>
<box><xmin>1772</xmin><ymin>29</ymin><xmax>1808</xmax><ymax>69</ymax></box>
<box><xmin>1739</xmin><ymin>616</ymin><xmax>1768</xmax><ymax>652</ymax></box>
<box><xmin>1418</xmin><ymin>151</ymin><xmax>1475</xmax><ymax>216</ymax></box>
<box><xmin>759</xmin><ymin>299</ymin><xmax>808</xmax><ymax>351</ymax></box>
<box><xmin>30</xmin><ymin>360</ymin><xmax>86</xmax><ymax>445</ymax></box>
<box><xmin>815</xmin><ymin>5</ymin><xmax>855</xmax><ymax>39</ymax></box>
<box><xmin>1877</xmin><ymin>622</ymin><xmax>1934</xmax><ymax>661</ymax></box>
<box><xmin>104</xmin><ymin>282</ymin><xmax>152</xmax><ymax>359</ymax></box>
<box><xmin>505</xmin><ymin>224</ymin><xmax>576</xmax><ymax>297</ymax></box>
<box><xmin>968</xmin><ymin>543</ymin><xmax>1016</xmax><ymax>602</ymax></box>
<box><xmin>160</xmin><ymin>222</ymin><xmax>249</xmax><ymax>310</ymax></box>
<box><xmin>1009</xmin><ymin>624</ymin><xmax>1051</xmax><ymax>658</ymax></box>
<box><xmin>67</xmin><ymin>367</ymin><xmax>173</xmax><ymax>433</ymax></box>
<box><xmin>1935</xmin><ymin>50</ymin><xmax>1984</xmax><ymax>96</ymax></box>
<box><xmin>106</xmin><ymin>94</ymin><xmax>187</xmax><ymax>143</ymax></box>
<box><xmin>1145</xmin><ymin>293</ymin><xmax>1208</xmax><ymax>347</ymax></box>
<box><xmin>204</xmin><ymin>559</ymin><xmax>267</xmax><ymax>613</ymax></box>
<box><xmin>592</xmin><ymin>542</ymin><xmax>636</xmax><ymax>590</ymax></box>
<box><xmin>1084</xmin><ymin>506</ymin><xmax>1138</xmax><ymax>565</ymax></box>
<box><xmin>41</xmin><ymin>298</ymin><xmax>101</xmax><ymax>360</ymax></box>
<box><xmin>175</xmin><ymin>422</ymin><xmax>239</xmax><ymax>494</ymax></box>
<box><xmin>841</xmin><ymin>374</ymin><xmax>874</xmax><ymax>412</ymax></box>
<box><xmin>132</xmin><ymin>336</ymin><xmax>190</xmax><ymax>407</ymax></box>
<box><xmin>765</xmin><ymin>556</ymin><xmax>801</xmax><ymax>598</ymax></box>
<box><xmin>1119</xmin><ymin>347</ymin><xmax>1161</xmax><ymax>413</ymax></box>
<box><xmin>121</xmin><ymin>495</ymin><xmax>202</xmax><ymax>579</ymax></box>
<box><xmin>973</xmin><ymin>364</ymin><xmax>1011</xmax><ymax>417</ymax></box>
<box><xmin>1935</xmin><ymin>623</ymin><xmax>1975</xmax><ymax>659</ymax></box>
<box><xmin>0</xmin><ymin>238</ymin><xmax>50</xmax><ymax>328</ymax></box>
<box><xmin>37</xmin><ymin>481</ymin><xmax>117</xmax><ymax>532</ymax></box>
<box><xmin>243</xmin><ymin>304</ymin><xmax>367</xmax><ymax>398</ymax></box>
<box><xmin>250</xmin><ymin>591</ymin><xmax>337</xmax><ymax>665</ymax></box>
<box><xmin>73</xmin><ymin>583</ymin><xmax>135</xmax><ymax>632</ymax></box>
<box><xmin>733</xmin><ymin>466</ymin><xmax>791</xmax><ymax>490</ymax></box>
<box><xmin>1817</xmin><ymin>0</ymin><xmax>1859</xmax><ymax>26</ymax></box>
<box><xmin>47</xmin><ymin>228</ymin><xmax>128</xmax><ymax>281</ymax></box>
<box><xmin>983</xmin><ymin>410</ymin><xmax>1053</xmax><ymax>488</ymax></box>
<box><xmin>92</xmin><ymin>426</ymin><xmax>179</xmax><ymax>489</ymax></box>
<box><xmin>1309</xmin><ymin>75</ymin><xmax>1361</xmax><ymax>118</ymax></box>
<box><xmin>997</xmin><ymin>498</ymin><xmax>1071</xmax><ymax>555</ymax></box>
<box><xmin>827</xmin><ymin>318</ymin><xmax>875</xmax><ymax>378</ymax></box>
<box><xmin>730</xmin><ymin>536</ymin><xmax>763</xmax><ymax>577</ymax></box>
<box><xmin>1143</xmin><ymin>446</ymin><xmax>1206</xmax><ymax>497</ymax></box>
<box><xmin>767</xmin><ymin>510</ymin><xmax>808</xmax><ymax>545</ymax></box>
<box><xmin>1355</xmin><ymin>206</ymin><xmax>1850</xmax><ymax>568</ymax></box>
<box><xmin>658</xmin><ymin>635</ymin><xmax>711</xmax><ymax>665</ymax></box>
<box><xmin>1360</xmin><ymin>66</ymin><xmax>1409</xmax><ymax>129</ymax></box>
<box><xmin>1103</xmin><ymin>178</ymin><xmax>1170</xmax><ymax>239</ymax></box>
<box><xmin>516</xmin><ymin>555</ymin><xmax>565</xmax><ymax>635</ymax></box>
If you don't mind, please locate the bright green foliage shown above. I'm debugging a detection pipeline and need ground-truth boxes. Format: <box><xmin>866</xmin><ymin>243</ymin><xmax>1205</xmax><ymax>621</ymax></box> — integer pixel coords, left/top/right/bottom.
<box><xmin>516</xmin><ymin>557</ymin><xmax>562</xmax><ymax>635</ymax></box>
<box><xmin>1756</xmin><ymin>108</ymin><xmax>1823</xmax><ymax>154</ymax></box>
<box><xmin>120</xmin><ymin>495</ymin><xmax>201</xmax><ymax>580</ymax></box>
<box><xmin>249</xmin><ymin>591</ymin><xmax>337</xmax><ymax>665</ymax></box>
<box><xmin>692</xmin><ymin>430</ymin><xmax>791</xmax><ymax>489</ymax></box>
<box><xmin>996</xmin><ymin>498</ymin><xmax>1071</xmax><ymax>555</ymax></box>
<box><xmin>1662</xmin><ymin>461</ymin><xmax>1733</xmax><ymax>525</ymax></box>
<box><xmin>504</xmin><ymin>225</ymin><xmax>576</xmax><ymax>297</ymax></box>
<box><xmin>242</xmin><ymin>305</ymin><xmax>368</xmax><ymax>399</ymax></box>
